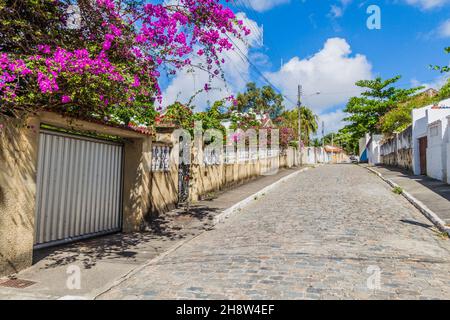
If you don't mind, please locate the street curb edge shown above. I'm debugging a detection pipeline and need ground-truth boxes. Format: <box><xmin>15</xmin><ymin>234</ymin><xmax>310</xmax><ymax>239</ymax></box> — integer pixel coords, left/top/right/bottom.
<box><xmin>90</xmin><ymin>165</ymin><xmax>318</xmax><ymax>300</ymax></box>
<box><xmin>364</xmin><ymin>165</ymin><xmax>450</xmax><ymax>237</ymax></box>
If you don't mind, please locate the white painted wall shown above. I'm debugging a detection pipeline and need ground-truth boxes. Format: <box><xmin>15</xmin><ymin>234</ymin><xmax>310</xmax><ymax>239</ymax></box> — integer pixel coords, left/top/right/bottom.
<box><xmin>426</xmin><ymin>120</ymin><xmax>445</xmax><ymax>181</ymax></box>
<box><xmin>358</xmin><ymin>134</ymin><xmax>382</xmax><ymax>165</ymax></box>
<box><xmin>445</xmin><ymin>117</ymin><xmax>450</xmax><ymax>184</ymax></box>
<box><xmin>359</xmin><ymin>136</ymin><xmax>367</xmax><ymax>160</ymax></box>
<box><xmin>368</xmin><ymin>134</ymin><xmax>382</xmax><ymax>165</ymax></box>
<box><xmin>412</xmin><ymin>106</ymin><xmax>428</xmax><ymax>175</ymax></box>
<box><xmin>302</xmin><ymin>147</ymin><xmax>338</xmax><ymax>164</ymax></box>
<box><xmin>412</xmin><ymin>98</ymin><xmax>450</xmax><ymax>176</ymax></box>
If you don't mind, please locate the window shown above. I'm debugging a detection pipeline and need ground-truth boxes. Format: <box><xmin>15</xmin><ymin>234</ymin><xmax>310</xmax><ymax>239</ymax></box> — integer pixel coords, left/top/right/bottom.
<box><xmin>152</xmin><ymin>145</ymin><xmax>171</xmax><ymax>171</ymax></box>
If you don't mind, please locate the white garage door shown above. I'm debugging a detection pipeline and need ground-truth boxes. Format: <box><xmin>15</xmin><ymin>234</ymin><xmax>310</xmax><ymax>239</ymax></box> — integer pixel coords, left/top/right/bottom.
<box><xmin>34</xmin><ymin>129</ymin><xmax>124</xmax><ymax>248</ymax></box>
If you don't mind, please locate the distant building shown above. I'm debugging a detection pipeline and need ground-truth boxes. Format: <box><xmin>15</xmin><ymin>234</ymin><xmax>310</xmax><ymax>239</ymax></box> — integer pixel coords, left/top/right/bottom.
<box><xmin>359</xmin><ymin>133</ymin><xmax>383</xmax><ymax>165</ymax></box>
<box><xmin>422</xmin><ymin>88</ymin><xmax>439</xmax><ymax>98</ymax></box>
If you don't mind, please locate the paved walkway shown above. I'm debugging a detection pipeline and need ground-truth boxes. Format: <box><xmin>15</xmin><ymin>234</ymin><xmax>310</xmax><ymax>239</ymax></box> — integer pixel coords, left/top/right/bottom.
<box><xmin>370</xmin><ymin>165</ymin><xmax>450</xmax><ymax>224</ymax></box>
<box><xmin>0</xmin><ymin>166</ymin><xmax>303</xmax><ymax>300</ymax></box>
<box><xmin>99</xmin><ymin>165</ymin><xmax>450</xmax><ymax>300</ymax></box>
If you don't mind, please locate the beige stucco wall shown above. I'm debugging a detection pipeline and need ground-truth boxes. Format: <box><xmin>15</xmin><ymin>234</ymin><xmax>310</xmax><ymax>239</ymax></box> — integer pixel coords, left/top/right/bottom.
<box><xmin>0</xmin><ymin>117</ymin><xmax>39</xmax><ymax>276</ymax></box>
<box><xmin>121</xmin><ymin>137</ymin><xmax>153</xmax><ymax>232</ymax></box>
<box><xmin>381</xmin><ymin>148</ymin><xmax>413</xmax><ymax>172</ymax></box>
<box><xmin>150</xmin><ymin>168</ymin><xmax>179</xmax><ymax>215</ymax></box>
<box><xmin>193</xmin><ymin>150</ymin><xmax>295</xmax><ymax>200</ymax></box>
<box><xmin>150</xmin><ymin>146</ymin><xmax>299</xmax><ymax>215</ymax></box>
<box><xmin>0</xmin><ymin>112</ymin><xmax>152</xmax><ymax>276</ymax></box>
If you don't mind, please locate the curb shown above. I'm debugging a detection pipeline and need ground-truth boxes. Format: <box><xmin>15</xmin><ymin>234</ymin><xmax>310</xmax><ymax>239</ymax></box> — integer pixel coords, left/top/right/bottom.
<box><xmin>90</xmin><ymin>165</ymin><xmax>316</xmax><ymax>300</ymax></box>
<box><xmin>364</xmin><ymin>165</ymin><xmax>450</xmax><ymax>237</ymax></box>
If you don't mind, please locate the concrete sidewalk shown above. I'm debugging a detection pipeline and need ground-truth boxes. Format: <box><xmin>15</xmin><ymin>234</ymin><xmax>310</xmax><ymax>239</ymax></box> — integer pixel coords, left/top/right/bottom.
<box><xmin>0</xmin><ymin>166</ymin><xmax>310</xmax><ymax>300</ymax></box>
<box><xmin>366</xmin><ymin>165</ymin><xmax>450</xmax><ymax>227</ymax></box>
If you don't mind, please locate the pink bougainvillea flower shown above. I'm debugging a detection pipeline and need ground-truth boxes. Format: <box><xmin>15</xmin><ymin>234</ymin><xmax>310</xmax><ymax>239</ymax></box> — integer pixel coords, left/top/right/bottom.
<box><xmin>132</xmin><ymin>75</ymin><xmax>141</xmax><ymax>87</ymax></box>
<box><xmin>1</xmin><ymin>0</ymin><xmax>251</xmax><ymax>113</ymax></box>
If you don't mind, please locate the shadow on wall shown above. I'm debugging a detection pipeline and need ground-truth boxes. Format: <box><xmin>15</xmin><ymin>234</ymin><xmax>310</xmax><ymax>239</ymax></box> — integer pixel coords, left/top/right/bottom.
<box><xmin>146</xmin><ymin>148</ymin><xmax>297</xmax><ymax>229</ymax></box>
<box><xmin>150</xmin><ymin>169</ymin><xmax>179</xmax><ymax>217</ymax></box>
<box><xmin>0</xmin><ymin>118</ymin><xmax>38</xmax><ymax>276</ymax></box>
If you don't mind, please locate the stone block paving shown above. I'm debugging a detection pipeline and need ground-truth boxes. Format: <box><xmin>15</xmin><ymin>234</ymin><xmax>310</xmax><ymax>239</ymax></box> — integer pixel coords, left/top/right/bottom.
<box><xmin>99</xmin><ymin>165</ymin><xmax>450</xmax><ymax>300</ymax></box>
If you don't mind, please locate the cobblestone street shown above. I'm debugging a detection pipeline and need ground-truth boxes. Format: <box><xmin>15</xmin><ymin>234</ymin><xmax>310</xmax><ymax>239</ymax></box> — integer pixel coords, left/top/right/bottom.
<box><xmin>99</xmin><ymin>165</ymin><xmax>450</xmax><ymax>300</ymax></box>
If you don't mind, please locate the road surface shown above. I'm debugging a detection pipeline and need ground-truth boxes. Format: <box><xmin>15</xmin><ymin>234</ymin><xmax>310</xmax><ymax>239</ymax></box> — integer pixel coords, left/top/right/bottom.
<box><xmin>99</xmin><ymin>165</ymin><xmax>450</xmax><ymax>300</ymax></box>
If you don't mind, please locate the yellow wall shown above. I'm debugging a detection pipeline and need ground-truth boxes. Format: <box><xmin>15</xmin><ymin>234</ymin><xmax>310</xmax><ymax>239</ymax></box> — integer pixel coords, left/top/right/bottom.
<box><xmin>0</xmin><ymin>117</ymin><xmax>39</xmax><ymax>276</ymax></box>
<box><xmin>0</xmin><ymin>113</ymin><xmax>153</xmax><ymax>276</ymax></box>
<box><xmin>150</xmin><ymin>146</ymin><xmax>299</xmax><ymax>215</ymax></box>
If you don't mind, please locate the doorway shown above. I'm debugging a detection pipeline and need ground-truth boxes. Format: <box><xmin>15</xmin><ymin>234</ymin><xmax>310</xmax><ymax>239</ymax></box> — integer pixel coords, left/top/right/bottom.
<box><xmin>418</xmin><ymin>136</ymin><xmax>427</xmax><ymax>175</ymax></box>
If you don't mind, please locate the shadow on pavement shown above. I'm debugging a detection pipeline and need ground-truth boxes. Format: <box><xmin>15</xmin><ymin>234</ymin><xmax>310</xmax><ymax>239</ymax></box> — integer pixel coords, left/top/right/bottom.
<box><xmin>375</xmin><ymin>165</ymin><xmax>450</xmax><ymax>202</ymax></box>
<box><xmin>400</xmin><ymin>219</ymin><xmax>434</xmax><ymax>230</ymax></box>
<box><xmin>32</xmin><ymin>204</ymin><xmax>220</xmax><ymax>270</ymax></box>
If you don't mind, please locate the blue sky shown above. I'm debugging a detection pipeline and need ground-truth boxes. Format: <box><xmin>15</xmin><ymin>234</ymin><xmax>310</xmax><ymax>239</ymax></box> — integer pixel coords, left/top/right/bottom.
<box><xmin>161</xmin><ymin>0</ymin><xmax>450</xmax><ymax>133</ymax></box>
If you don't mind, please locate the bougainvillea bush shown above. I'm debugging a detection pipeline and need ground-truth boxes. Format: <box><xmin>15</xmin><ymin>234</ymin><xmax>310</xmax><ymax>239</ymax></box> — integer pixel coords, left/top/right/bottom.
<box><xmin>0</xmin><ymin>0</ymin><xmax>250</xmax><ymax>128</ymax></box>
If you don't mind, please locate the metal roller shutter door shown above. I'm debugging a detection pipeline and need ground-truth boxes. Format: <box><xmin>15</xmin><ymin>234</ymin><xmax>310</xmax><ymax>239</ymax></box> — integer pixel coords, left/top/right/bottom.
<box><xmin>34</xmin><ymin>130</ymin><xmax>124</xmax><ymax>248</ymax></box>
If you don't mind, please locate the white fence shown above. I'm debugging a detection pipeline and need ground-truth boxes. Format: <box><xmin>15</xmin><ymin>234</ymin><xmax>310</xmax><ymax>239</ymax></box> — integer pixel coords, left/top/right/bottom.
<box><xmin>302</xmin><ymin>147</ymin><xmax>337</xmax><ymax>164</ymax></box>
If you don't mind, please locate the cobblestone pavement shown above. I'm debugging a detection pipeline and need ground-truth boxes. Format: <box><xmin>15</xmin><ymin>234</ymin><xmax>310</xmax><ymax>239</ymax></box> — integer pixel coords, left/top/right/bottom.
<box><xmin>99</xmin><ymin>165</ymin><xmax>450</xmax><ymax>300</ymax></box>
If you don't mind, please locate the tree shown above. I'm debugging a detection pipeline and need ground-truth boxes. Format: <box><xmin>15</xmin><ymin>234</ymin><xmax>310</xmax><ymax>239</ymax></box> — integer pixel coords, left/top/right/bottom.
<box><xmin>193</xmin><ymin>100</ymin><xmax>227</xmax><ymax>134</ymax></box>
<box><xmin>161</xmin><ymin>102</ymin><xmax>194</xmax><ymax>131</ymax></box>
<box><xmin>344</xmin><ymin>76</ymin><xmax>422</xmax><ymax>138</ymax></box>
<box><xmin>280</xmin><ymin>106</ymin><xmax>318</xmax><ymax>146</ymax></box>
<box><xmin>0</xmin><ymin>0</ymin><xmax>250</xmax><ymax>124</ymax></box>
<box><xmin>311</xmin><ymin>138</ymin><xmax>322</xmax><ymax>147</ymax></box>
<box><xmin>379</xmin><ymin>80</ymin><xmax>450</xmax><ymax>135</ymax></box>
<box><xmin>321</xmin><ymin>133</ymin><xmax>334</xmax><ymax>146</ymax></box>
<box><xmin>431</xmin><ymin>47</ymin><xmax>450</xmax><ymax>73</ymax></box>
<box><xmin>335</xmin><ymin>128</ymin><xmax>360</xmax><ymax>155</ymax></box>
<box><xmin>320</xmin><ymin>129</ymin><xmax>358</xmax><ymax>155</ymax></box>
<box><xmin>235</xmin><ymin>82</ymin><xmax>285</xmax><ymax>119</ymax></box>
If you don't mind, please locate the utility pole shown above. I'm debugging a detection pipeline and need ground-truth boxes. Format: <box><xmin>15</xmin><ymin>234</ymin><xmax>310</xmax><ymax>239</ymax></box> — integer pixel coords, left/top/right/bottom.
<box><xmin>321</xmin><ymin>121</ymin><xmax>325</xmax><ymax>163</ymax></box>
<box><xmin>321</xmin><ymin>121</ymin><xmax>325</xmax><ymax>148</ymax></box>
<box><xmin>331</xmin><ymin>133</ymin><xmax>334</xmax><ymax>164</ymax></box>
<box><xmin>297</xmin><ymin>85</ymin><xmax>302</xmax><ymax>166</ymax></box>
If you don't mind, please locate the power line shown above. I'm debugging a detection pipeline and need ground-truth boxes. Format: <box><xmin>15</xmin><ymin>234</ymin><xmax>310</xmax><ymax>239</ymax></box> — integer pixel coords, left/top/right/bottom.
<box><xmin>282</xmin><ymin>74</ymin><xmax>450</xmax><ymax>98</ymax></box>
<box><xmin>225</xmin><ymin>34</ymin><xmax>298</xmax><ymax>107</ymax></box>
<box><xmin>232</xmin><ymin>0</ymin><xmax>264</xmax><ymax>46</ymax></box>
<box><xmin>228</xmin><ymin>0</ymin><xmax>301</xmax><ymax>108</ymax></box>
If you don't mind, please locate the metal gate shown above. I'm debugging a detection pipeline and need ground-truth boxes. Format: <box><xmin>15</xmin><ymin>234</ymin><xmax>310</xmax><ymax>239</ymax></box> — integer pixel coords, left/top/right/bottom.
<box><xmin>178</xmin><ymin>163</ymin><xmax>190</xmax><ymax>206</ymax></box>
<box><xmin>34</xmin><ymin>129</ymin><xmax>124</xmax><ymax>248</ymax></box>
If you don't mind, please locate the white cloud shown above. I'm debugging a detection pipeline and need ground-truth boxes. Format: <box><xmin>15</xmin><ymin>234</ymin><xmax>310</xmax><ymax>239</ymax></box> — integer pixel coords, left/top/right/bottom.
<box><xmin>265</xmin><ymin>38</ymin><xmax>373</xmax><ymax>115</ymax></box>
<box><xmin>317</xmin><ymin>109</ymin><xmax>349</xmax><ymax>135</ymax></box>
<box><xmin>411</xmin><ymin>73</ymin><xmax>450</xmax><ymax>91</ymax></box>
<box><xmin>327</xmin><ymin>0</ymin><xmax>353</xmax><ymax>19</ymax></box>
<box><xmin>244</xmin><ymin>0</ymin><xmax>290</xmax><ymax>12</ymax></box>
<box><xmin>161</xmin><ymin>12</ymin><xmax>263</xmax><ymax>110</ymax></box>
<box><xmin>404</xmin><ymin>0</ymin><xmax>450</xmax><ymax>10</ymax></box>
<box><xmin>438</xmin><ymin>19</ymin><xmax>450</xmax><ymax>37</ymax></box>
<box><xmin>329</xmin><ymin>5</ymin><xmax>344</xmax><ymax>18</ymax></box>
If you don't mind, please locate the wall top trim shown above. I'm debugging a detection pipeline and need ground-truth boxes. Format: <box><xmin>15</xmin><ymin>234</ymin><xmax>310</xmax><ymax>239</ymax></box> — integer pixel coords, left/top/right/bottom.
<box><xmin>37</xmin><ymin>111</ymin><xmax>152</xmax><ymax>139</ymax></box>
<box><xmin>428</xmin><ymin>119</ymin><xmax>442</xmax><ymax>127</ymax></box>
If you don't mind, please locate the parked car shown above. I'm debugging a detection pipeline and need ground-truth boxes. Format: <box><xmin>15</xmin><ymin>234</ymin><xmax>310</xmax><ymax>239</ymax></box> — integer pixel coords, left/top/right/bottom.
<box><xmin>349</xmin><ymin>155</ymin><xmax>359</xmax><ymax>163</ymax></box>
